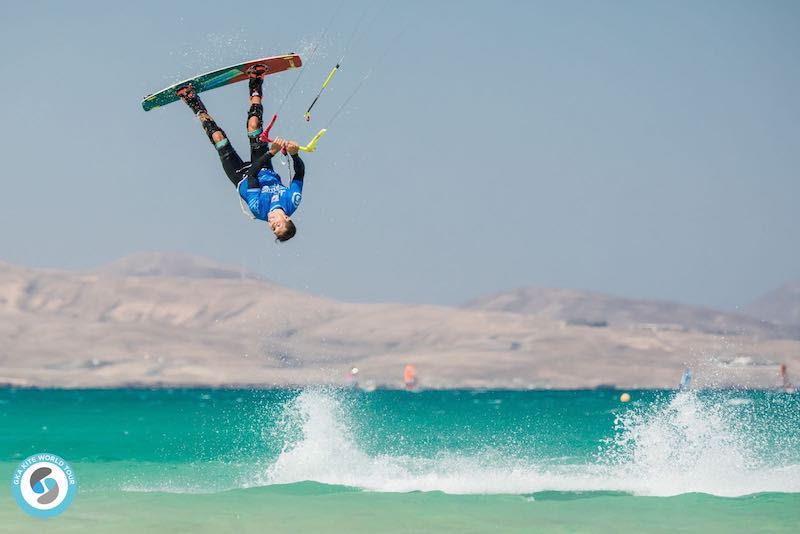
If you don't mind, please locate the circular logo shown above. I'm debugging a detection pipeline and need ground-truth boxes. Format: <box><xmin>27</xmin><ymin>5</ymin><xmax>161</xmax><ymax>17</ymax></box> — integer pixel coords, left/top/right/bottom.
<box><xmin>292</xmin><ymin>192</ymin><xmax>302</xmax><ymax>207</ymax></box>
<box><xmin>12</xmin><ymin>453</ymin><xmax>77</xmax><ymax>518</ymax></box>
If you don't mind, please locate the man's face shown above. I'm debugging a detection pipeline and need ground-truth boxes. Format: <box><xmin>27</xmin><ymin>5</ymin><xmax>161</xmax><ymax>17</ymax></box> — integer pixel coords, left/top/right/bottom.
<box><xmin>267</xmin><ymin>209</ymin><xmax>291</xmax><ymax>238</ymax></box>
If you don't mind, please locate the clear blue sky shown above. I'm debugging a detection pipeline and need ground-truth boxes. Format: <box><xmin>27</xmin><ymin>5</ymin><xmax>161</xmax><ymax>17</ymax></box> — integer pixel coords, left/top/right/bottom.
<box><xmin>0</xmin><ymin>0</ymin><xmax>798</xmax><ymax>309</ymax></box>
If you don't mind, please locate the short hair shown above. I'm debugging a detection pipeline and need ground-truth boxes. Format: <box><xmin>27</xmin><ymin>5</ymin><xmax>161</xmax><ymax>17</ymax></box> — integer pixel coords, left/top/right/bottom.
<box><xmin>275</xmin><ymin>219</ymin><xmax>297</xmax><ymax>242</ymax></box>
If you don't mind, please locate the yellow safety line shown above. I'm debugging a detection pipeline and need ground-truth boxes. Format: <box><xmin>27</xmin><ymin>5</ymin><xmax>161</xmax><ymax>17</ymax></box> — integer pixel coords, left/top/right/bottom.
<box><xmin>305</xmin><ymin>64</ymin><xmax>341</xmax><ymax>121</ymax></box>
<box><xmin>321</xmin><ymin>64</ymin><xmax>339</xmax><ymax>89</ymax></box>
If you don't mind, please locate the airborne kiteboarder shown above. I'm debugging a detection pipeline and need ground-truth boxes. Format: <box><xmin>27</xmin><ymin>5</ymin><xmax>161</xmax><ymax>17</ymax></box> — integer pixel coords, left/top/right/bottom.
<box><xmin>176</xmin><ymin>65</ymin><xmax>305</xmax><ymax>242</ymax></box>
<box><xmin>141</xmin><ymin>42</ymin><xmax>380</xmax><ymax>241</ymax></box>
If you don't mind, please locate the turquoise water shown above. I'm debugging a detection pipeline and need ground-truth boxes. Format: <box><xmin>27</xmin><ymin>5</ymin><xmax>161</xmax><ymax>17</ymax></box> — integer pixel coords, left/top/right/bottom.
<box><xmin>1</xmin><ymin>388</ymin><xmax>799</xmax><ymax>532</ymax></box>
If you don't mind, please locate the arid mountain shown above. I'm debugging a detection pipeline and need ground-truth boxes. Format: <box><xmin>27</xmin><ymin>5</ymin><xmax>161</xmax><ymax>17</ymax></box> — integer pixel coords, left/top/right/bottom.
<box><xmin>464</xmin><ymin>287</ymin><xmax>799</xmax><ymax>340</ymax></box>
<box><xmin>744</xmin><ymin>281</ymin><xmax>800</xmax><ymax>326</ymax></box>
<box><xmin>1</xmin><ymin>254</ymin><xmax>798</xmax><ymax>389</ymax></box>
<box><xmin>97</xmin><ymin>251</ymin><xmax>263</xmax><ymax>280</ymax></box>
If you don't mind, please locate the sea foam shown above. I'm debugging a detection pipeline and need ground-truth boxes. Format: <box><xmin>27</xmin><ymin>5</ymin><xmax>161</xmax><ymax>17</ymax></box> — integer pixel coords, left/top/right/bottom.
<box><xmin>257</xmin><ymin>388</ymin><xmax>800</xmax><ymax>497</ymax></box>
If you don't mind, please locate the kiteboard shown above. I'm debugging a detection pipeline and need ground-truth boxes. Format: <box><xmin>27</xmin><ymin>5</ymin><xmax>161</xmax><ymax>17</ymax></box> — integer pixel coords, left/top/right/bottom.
<box><xmin>141</xmin><ymin>54</ymin><xmax>302</xmax><ymax>112</ymax></box>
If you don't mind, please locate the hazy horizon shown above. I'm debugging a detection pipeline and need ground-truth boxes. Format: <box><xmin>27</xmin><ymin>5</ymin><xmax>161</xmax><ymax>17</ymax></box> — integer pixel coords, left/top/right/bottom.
<box><xmin>1</xmin><ymin>0</ymin><xmax>798</xmax><ymax>311</ymax></box>
<box><xmin>2</xmin><ymin>249</ymin><xmax>796</xmax><ymax>314</ymax></box>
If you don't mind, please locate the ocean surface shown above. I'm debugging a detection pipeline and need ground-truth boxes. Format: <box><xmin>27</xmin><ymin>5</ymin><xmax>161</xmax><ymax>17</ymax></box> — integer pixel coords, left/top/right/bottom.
<box><xmin>1</xmin><ymin>388</ymin><xmax>798</xmax><ymax>532</ymax></box>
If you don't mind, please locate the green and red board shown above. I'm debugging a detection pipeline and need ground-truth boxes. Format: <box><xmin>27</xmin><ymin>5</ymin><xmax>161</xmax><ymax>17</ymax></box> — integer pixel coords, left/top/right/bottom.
<box><xmin>141</xmin><ymin>54</ymin><xmax>302</xmax><ymax>112</ymax></box>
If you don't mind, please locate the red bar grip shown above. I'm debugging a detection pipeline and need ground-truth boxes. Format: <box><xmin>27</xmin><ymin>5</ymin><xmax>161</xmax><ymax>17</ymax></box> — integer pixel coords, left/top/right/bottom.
<box><xmin>259</xmin><ymin>114</ymin><xmax>278</xmax><ymax>143</ymax></box>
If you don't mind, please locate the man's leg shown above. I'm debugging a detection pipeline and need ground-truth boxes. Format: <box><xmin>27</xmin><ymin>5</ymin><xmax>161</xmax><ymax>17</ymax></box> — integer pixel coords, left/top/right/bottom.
<box><xmin>177</xmin><ymin>85</ymin><xmax>245</xmax><ymax>186</ymax></box>
<box><xmin>245</xmin><ymin>65</ymin><xmax>270</xmax><ymax>161</ymax></box>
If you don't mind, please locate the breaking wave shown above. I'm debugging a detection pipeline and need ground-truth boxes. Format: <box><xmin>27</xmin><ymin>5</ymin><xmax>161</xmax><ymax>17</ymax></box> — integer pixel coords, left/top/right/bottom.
<box><xmin>256</xmin><ymin>389</ymin><xmax>800</xmax><ymax>497</ymax></box>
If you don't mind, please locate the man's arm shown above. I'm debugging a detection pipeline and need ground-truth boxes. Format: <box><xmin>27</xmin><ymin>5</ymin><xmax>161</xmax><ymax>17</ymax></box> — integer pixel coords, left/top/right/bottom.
<box><xmin>246</xmin><ymin>139</ymin><xmax>287</xmax><ymax>188</ymax></box>
<box><xmin>291</xmin><ymin>154</ymin><xmax>305</xmax><ymax>182</ymax></box>
<box><xmin>285</xmin><ymin>141</ymin><xmax>305</xmax><ymax>182</ymax></box>
<box><xmin>246</xmin><ymin>151</ymin><xmax>274</xmax><ymax>189</ymax></box>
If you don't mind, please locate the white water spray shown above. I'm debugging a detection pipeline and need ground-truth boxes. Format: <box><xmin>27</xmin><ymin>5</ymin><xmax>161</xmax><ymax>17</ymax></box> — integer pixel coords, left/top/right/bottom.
<box><xmin>258</xmin><ymin>389</ymin><xmax>800</xmax><ymax>497</ymax></box>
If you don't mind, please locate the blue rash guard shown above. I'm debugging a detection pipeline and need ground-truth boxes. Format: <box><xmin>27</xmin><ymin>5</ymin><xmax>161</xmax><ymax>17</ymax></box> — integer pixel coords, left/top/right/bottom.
<box><xmin>237</xmin><ymin>152</ymin><xmax>305</xmax><ymax>221</ymax></box>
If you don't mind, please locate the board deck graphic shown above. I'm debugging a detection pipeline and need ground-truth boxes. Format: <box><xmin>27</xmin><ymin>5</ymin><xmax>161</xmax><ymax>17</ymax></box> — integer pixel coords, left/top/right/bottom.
<box><xmin>142</xmin><ymin>54</ymin><xmax>302</xmax><ymax>111</ymax></box>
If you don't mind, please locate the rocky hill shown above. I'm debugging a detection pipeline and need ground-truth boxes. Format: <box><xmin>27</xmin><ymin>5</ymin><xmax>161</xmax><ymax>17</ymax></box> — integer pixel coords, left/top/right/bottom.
<box><xmin>744</xmin><ymin>281</ymin><xmax>800</xmax><ymax>326</ymax></box>
<box><xmin>0</xmin><ymin>253</ymin><xmax>797</xmax><ymax>389</ymax></box>
<box><xmin>464</xmin><ymin>287</ymin><xmax>799</xmax><ymax>340</ymax></box>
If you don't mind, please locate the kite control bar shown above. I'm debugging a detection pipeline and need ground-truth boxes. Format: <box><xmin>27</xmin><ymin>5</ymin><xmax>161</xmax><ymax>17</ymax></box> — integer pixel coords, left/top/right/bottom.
<box><xmin>259</xmin><ymin>114</ymin><xmax>327</xmax><ymax>153</ymax></box>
